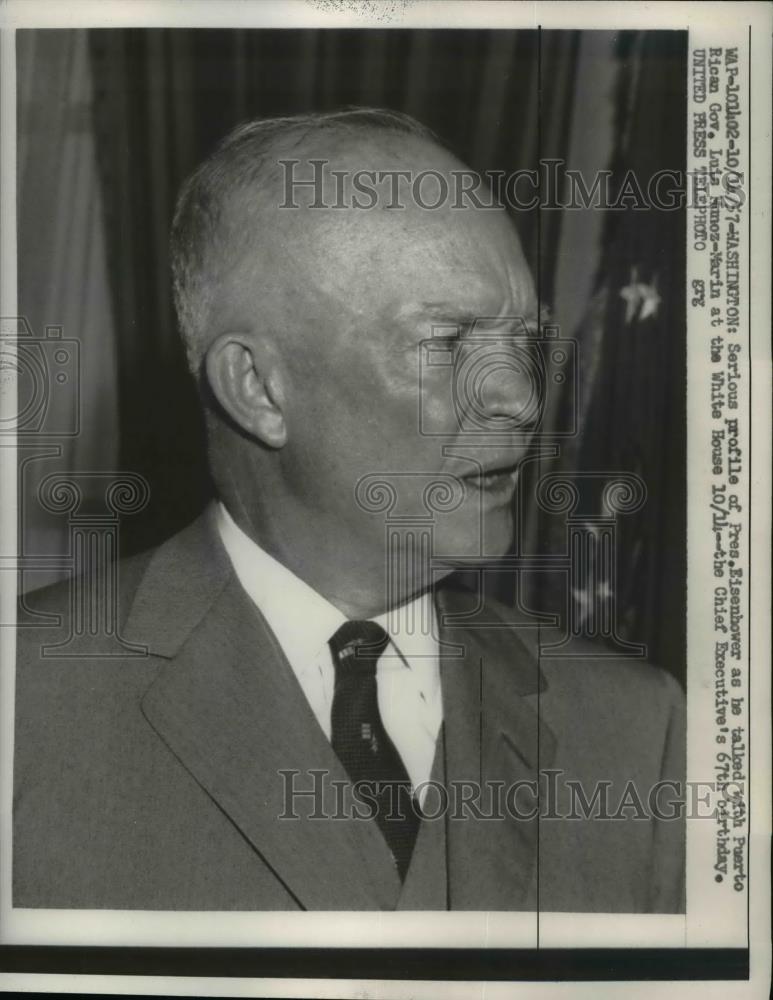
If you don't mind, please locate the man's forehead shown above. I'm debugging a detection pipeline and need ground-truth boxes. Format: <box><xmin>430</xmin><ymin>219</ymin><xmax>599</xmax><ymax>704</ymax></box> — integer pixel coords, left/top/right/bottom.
<box><xmin>274</xmin><ymin>125</ymin><xmax>462</xmax><ymax>176</ymax></box>
<box><xmin>240</xmin><ymin>127</ymin><xmax>489</xmax><ymax>234</ymax></box>
<box><xmin>219</xmin><ymin>131</ymin><xmax>536</xmax><ymax>332</ymax></box>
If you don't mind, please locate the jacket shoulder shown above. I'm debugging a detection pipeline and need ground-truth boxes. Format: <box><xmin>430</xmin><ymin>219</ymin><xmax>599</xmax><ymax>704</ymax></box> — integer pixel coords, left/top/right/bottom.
<box><xmin>536</xmin><ymin>632</ymin><xmax>684</xmax><ymax>715</ymax></box>
<box><xmin>471</xmin><ymin>584</ymin><xmax>683</xmax><ymax>703</ymax></box>
<box><xmin>472</xmin><ymin>589</ymin><xmax>685</xmax><ymax>766</ymax></box>
<box><xmin>18</xmin><ymin>546</ymin><xmax>151</xmax><ymax>621</ymax></box>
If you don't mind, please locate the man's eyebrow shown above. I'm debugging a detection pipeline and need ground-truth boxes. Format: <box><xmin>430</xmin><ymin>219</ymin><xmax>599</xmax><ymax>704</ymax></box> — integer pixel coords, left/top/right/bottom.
<box><xmin>412</xmin><ymin>303</ymin><xmax>485</xmax><ymax>326</ymax></box>
<box><xmin>411</xmin><ymin>301</ymin><xmax>551</xmax><ymax>330</ymax></box>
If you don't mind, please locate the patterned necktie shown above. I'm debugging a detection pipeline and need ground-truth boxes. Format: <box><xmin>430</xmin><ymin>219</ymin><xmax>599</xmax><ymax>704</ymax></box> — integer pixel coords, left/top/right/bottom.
<box><xmin>329</xmin><ymin>620</ymin><xmax>421</xmax><ymax>880</ymax></box>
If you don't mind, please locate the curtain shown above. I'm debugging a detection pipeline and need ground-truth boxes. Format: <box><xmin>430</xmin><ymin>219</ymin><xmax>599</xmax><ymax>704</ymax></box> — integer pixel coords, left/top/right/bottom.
<box><xmin>16</xmin><ymin>30</ymin><xmax>119</xmax><ymax>590</ymax></box>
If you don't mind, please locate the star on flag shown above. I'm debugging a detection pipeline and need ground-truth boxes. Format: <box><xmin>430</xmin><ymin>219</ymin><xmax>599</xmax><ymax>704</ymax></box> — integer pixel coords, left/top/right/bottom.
<box><xmin>619</xmin><ymin>267</ymin><xmax>662</xmax><ymax>323</ymax></box>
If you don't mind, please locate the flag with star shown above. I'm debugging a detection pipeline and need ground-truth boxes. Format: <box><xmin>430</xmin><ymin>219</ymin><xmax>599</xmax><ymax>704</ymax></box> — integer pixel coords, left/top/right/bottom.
<box><xmin>532</xmin><ymin>31</ymin><xmax>687</xmax><ymax>681</ymax></box>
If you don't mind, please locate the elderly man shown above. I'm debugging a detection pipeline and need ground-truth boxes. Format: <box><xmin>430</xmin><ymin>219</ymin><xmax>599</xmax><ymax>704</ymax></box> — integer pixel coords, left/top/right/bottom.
<box><xmin>14</xmin><ymin>109</ymin><xmax>684</xmax><ymax>912</ymax></box>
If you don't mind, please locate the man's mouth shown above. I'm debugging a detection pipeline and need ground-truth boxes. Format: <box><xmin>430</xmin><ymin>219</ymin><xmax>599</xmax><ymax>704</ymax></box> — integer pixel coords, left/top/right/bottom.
<box><xmin>461</xmin><ymin>463</ymin><xmax>519</xmax><ymax>496</ymax></box>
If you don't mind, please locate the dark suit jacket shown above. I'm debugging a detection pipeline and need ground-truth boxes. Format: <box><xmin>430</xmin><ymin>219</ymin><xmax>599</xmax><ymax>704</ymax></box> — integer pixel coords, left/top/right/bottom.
<box><xmin>14</xmin><ymin>507</ymin><xmax>685</xmax><ymax>912</ymax></box>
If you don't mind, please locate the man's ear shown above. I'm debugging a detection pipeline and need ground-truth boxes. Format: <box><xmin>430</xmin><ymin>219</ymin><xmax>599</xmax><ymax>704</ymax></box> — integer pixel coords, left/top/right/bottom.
<box><xmin>204</xmin><ymin>331</ymin><xmax>288</xmax><ymax>448</ymax></box>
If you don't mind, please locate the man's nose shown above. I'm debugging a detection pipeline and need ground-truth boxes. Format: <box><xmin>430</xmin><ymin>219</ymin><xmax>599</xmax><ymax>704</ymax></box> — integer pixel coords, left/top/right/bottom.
<box><xmin>460</xmin><ymin>344</ymin><xmax>543</xmax><ymax>432</ymax></box>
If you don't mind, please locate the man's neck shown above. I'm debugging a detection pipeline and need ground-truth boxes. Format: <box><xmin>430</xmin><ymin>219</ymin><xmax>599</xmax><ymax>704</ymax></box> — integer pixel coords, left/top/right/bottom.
<box><xmin>218</xmin><ymin>499</ymin><xmax>433</xmax><ymax>620</ymax></box>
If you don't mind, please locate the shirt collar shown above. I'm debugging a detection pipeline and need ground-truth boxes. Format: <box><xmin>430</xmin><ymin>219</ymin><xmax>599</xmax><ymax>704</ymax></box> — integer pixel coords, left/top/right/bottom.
<box><xmin>216</xmin><ymin>502</ymin><xmax>436</xmax><ymax>671</ymax></box>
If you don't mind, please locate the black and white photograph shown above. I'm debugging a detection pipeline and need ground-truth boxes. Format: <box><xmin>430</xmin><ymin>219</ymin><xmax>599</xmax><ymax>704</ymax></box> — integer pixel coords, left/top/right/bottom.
<box><xmin>0</xmin><ymin>1</ymin><xmax>769</xmax><ymax>996</ymax></box>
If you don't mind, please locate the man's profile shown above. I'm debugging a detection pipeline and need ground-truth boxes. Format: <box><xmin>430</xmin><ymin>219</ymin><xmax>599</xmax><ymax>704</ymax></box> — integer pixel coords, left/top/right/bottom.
<box><xmin>14</xmin><ymin>108</ymin><xmax>685</xmax><ymax>912</ymax></box>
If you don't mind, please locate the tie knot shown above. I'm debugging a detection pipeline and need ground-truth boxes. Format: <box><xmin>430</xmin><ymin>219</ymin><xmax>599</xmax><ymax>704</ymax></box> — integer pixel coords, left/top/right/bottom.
<box><xmin>329</xmin><ymin>620</ymin><xmax>389</xmax><ymax>671</ymax></box>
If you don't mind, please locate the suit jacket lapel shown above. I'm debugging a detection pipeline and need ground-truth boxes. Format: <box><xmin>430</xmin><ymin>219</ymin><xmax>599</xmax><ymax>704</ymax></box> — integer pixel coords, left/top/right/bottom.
<box><xmin>436</xmin><ymin>583</ymin><xmax>556</xmax><ymax>911</ymax></box>
<box><xmin>126</xmin><ymin>510</ymin><xmax>401</xmax><ymax>911</ymax></box>
<box><xmin>123</xmin><ymin>511</ymin><xmax>557</xmax><ymax>911</ymax></box>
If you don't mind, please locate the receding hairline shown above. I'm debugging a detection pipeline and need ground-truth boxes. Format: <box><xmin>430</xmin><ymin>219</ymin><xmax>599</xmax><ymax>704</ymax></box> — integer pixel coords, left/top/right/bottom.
<box><xmin>173</xmin><ymin>107</ymin><xmax>449</xmax><ymax>234</ymax></box>
<box><xmin>169</xmin><ymin>108</ymin><xmax>458</xmax><ymax>371</ymax></box>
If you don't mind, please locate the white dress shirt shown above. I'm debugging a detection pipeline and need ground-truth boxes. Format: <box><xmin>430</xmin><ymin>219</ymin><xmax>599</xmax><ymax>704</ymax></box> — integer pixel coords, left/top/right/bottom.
<box><xmin>216</xmin><ymin>503</ymin><xmax>443</xmax><ymax>802</ymax></box>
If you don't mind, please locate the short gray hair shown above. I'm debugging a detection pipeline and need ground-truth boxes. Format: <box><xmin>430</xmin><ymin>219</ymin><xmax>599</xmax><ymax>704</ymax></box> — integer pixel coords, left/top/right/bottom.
<box><xmin>169</xmin><ymin>107</ymin><xmax>440</xmax><ymax>373</ymax></box>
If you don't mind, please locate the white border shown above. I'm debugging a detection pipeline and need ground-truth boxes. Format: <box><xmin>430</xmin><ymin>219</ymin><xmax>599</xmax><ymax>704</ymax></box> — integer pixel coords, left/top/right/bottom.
<box><xmin>0</xmin><ymin>0</ymin><xmax>765</xmax><ymax>31</ymax></box>
<box><xmin>685</xmin><ymin>20</ymin><xmax>751</xmax><ymax>950</ymax></box>
<box><xmin>0</xmin><ymin>0</ymin><xmax>770</xmax><ymax>996</ymax></box>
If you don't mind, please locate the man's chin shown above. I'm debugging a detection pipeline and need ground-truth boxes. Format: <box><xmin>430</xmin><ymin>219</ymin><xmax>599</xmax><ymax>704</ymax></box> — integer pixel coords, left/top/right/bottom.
<box><xmin>431</xmin><ymin>516</ymin><xmax>515</xmax><ymax>567</ymax></box>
